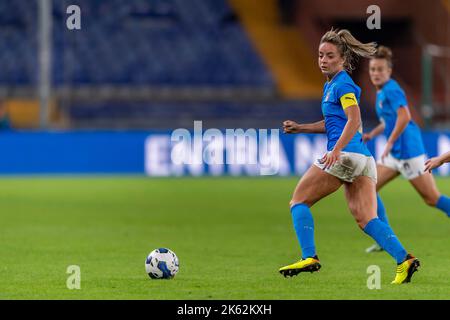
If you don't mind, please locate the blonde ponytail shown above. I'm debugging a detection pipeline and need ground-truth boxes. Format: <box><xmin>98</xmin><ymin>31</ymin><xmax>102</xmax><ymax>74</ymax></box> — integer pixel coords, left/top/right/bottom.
<box><xmin>320</xmin><ymin>28</ymin><xmax>377</xmax><ymax>72</ymax></box>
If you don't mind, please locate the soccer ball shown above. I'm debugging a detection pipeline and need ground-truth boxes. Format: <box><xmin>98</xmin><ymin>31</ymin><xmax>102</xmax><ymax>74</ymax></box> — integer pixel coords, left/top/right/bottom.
<box><xmin>145</xmin><ymin>248</ymin><xmax>179</xmax><ymax>279</ymax></box>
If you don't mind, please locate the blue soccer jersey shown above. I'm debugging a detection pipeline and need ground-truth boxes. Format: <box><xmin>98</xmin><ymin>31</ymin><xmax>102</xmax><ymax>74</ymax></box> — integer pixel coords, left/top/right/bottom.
<box><xmin>322</xmin><ymin>70</ymin><xmax>372</xmax><ymax>156</ymax></box>
<box><xmin>375</xmin><ymin>79</ymin><xmax>425</xmax><ymax>159</ymax></box>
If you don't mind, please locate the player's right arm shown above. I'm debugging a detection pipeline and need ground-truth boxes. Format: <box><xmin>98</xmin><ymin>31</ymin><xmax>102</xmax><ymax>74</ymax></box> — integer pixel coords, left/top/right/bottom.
<box><xmin>363</xmin><ymin>121</ymin><xmax>385</xmax><ymax>142</ymax></box>
<box><xmin>283</xmin><ymin>120</ymin><xmax>326</xmax><ymax>134</ymax></box>
<box><xmin>424</xmin><ymin>151</ymin><xmax>450</xmax><ymax>172</ymax></box>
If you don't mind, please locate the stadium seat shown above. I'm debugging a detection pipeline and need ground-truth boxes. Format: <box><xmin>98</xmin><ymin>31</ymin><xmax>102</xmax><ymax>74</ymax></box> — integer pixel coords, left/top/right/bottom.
<box><xmin>0</xmin><ymin>0</ymin><xmax>274</xmax><ymax>88</ymax></box>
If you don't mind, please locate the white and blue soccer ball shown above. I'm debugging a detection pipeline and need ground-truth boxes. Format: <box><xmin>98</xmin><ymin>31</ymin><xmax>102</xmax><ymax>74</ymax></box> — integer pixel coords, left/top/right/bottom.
<box><xmin>145</xmin><ymin>248</ymin><xmax>179</xmax><ymax>279</ymax></box>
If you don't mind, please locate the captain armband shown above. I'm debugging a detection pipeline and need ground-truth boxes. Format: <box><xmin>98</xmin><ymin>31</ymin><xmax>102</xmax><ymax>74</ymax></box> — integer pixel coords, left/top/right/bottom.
<box><xmin>340</xmin><ymin>93</ymin><xmax>358</xmax><ymax>110</ymax></box>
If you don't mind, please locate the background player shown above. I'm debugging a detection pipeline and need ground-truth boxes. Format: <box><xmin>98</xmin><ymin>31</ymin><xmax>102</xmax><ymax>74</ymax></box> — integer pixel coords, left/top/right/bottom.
<box><xmin>364</xmin><ymin>46</ymin><xmax>450</xmax><ymax>253</ymax></box>
<box><xmin>279</xmin><ymin>29</ymin><xmax>420</xmax><ymax>284</ymax></box>
<box><xmin>425</xmin><ymin>151</ymin><xmax>450</xmax><ymax>172</ymax></box>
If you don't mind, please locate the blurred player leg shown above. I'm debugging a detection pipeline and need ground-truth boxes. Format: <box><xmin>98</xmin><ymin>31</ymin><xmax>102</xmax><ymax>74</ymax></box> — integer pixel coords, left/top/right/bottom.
<box><xmin>375</xmin><ymin>164</ymin><xmax>400</xmax><ymax>223</ymax></box>
<box><xmin>410</xmin><ymin>173</ymin><xmax>450</xmax><ymax>218</ymax></box>
<box><xmin>376</xmin><ymin>164</ymin><xmax>400</xmax><ymax>192</ymax></box>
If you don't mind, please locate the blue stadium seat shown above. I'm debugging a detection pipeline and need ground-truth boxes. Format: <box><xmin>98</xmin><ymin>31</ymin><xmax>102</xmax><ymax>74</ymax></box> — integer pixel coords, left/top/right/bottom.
<box><xmin>0</xmin><ymin>0</ymin><xmax>274</xmax><ymax>88</ymax></box>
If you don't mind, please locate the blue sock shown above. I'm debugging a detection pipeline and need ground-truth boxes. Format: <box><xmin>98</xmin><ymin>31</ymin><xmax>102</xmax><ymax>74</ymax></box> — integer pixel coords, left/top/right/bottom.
<box><xmin>363</xmin><ymin>218</ymin><xmax>408</xmax><ymax>264</ymax></box>
<box><xmin>436</xmin><ymin>195</ymin><xmax>450</xmax><ymax>217</ymax></box>
<box><xmin>291</xmin><ymin>203</ymin><xmax>316</xmax><ymax>259</ymax></box>
<box><xmin>376</xmin><ymin>193</ymin><xmax>390</xmax><ymax>225</ymax></box>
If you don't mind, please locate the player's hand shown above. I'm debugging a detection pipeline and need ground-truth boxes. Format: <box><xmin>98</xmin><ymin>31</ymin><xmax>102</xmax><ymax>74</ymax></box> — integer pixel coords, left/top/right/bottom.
<box><xmin>381</xmin><ymin>141</ymin><xmax>393</xmax><ymax>160</ymax></box>
<box><xmin>424</xmin><ymin>157</ymin><xmax>443</xmax><ymax>173</ymax></box>
<box><xmin>322</xmin><ymin>149</ymin><xmax>341</xmax><ymax>170</ymax></box>
<box><xmin>362</xmin><ymin>133</ymin><xmax>372</xmax><ymax>142</ymax></box>
<box><xmin>283</xmin><ymin>120</ymin><xmax>301</xmax><ymax>134</ymax></box>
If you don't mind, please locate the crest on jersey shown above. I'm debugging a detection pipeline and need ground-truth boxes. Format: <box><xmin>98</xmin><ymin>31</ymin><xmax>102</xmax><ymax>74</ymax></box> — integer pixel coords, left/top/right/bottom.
<box><xmin>379</xmin><ymin>100</ymin><xmax>383</xmax><ymax>109</ymax></box>
<box><xmin>325</xmin><ymin>92</ymin><xmax>331</xmax><ymax>102</ymax></box>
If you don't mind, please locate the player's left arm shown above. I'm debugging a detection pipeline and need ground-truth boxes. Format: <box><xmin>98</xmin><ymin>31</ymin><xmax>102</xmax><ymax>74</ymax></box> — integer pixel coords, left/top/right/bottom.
<box><xmin>382</xmin><ymin>106</ymin><xmax>411</xmax><ymax>159</ymax></box>
<box><xmin>323</xmin><ymin>93</ymin><xmax>361</xmax><ymax>169</ymax></box>
<box><xmin>381</xmin><ymin>88</ymin><xmax>411</xmax><ymax>159</ymax></box>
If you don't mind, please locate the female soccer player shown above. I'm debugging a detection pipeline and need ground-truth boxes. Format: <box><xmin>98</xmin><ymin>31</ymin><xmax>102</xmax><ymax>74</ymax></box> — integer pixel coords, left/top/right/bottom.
<box><xmin>364</xmin><ymin>46</ymin><xmax>450</xmax><ymax>253</ymax></box>
<box><xmin>425</xmin><ymin>151</ymin><xmax>450</xmax><ymax>172</ymax></box>
<box><xmin>279</xmin><ymin>29</ymin><xmax>419</xmax><ymax>284</ymax></box>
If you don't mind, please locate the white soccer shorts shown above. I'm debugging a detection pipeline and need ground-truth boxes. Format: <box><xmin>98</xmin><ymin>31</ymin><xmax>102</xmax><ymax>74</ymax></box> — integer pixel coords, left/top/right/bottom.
<box><xmin>378</xmin><ymin>153</ymin><xmax>426</xmax><ymax>180</ymax></box>
<box><xmin>314</xmin><ymin>151</ymin><xmax>377</xmax><ymax>183</ymax></box>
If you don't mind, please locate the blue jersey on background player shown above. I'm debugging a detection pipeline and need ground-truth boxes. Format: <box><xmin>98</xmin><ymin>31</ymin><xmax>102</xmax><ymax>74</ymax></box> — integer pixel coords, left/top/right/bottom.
<box><xmin>363</xmin><ymin>46</ymin><xmax>450</xmax><ymax>255</ymax></box>
<box><xmin>375</xmin><ymin>78</ymin><xmax>425</xmax><ymax>159</ymax></box>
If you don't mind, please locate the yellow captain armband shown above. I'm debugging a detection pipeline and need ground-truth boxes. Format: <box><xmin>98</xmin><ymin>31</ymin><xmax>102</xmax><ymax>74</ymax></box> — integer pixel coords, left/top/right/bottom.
<box><xmin>340</xmin><ymin>93</ymin><xmax>358</xmax><ymax>110</ymax></box>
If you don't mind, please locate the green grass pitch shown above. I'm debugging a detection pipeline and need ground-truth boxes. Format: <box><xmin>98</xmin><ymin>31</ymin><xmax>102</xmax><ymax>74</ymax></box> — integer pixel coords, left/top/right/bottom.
<box><xmin>0</xmin><ymin>176</ymin><xmax>448</xmax><ymax>299</ymax></box>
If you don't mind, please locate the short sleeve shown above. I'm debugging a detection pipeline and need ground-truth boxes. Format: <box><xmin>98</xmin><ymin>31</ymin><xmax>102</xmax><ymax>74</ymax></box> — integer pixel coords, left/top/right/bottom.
<box><xmin>335</xmin><ymin>83</ymin><xmax>358</xmax><ymax>100</ymax></box>
<box><xmin>386</xmin><ymin>89</ymin><xmax>407</xmax><ymax>111</ymax></box>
